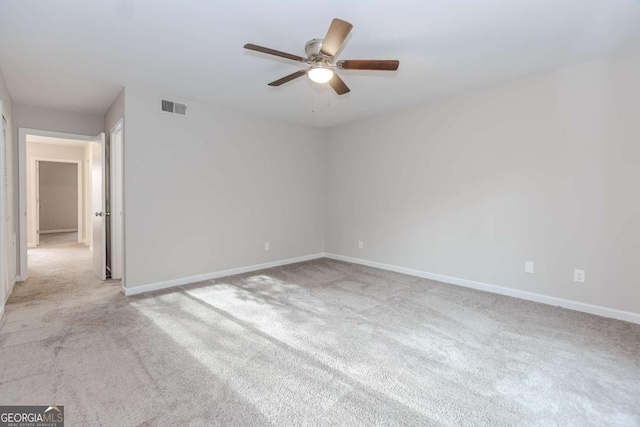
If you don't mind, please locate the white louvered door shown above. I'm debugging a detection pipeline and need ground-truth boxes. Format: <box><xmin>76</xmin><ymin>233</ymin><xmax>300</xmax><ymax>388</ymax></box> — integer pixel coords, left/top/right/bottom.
<box><xmin>1</xmin><ymin>114</ymin><xmax>15</xmax><ymax>295</ymax></box>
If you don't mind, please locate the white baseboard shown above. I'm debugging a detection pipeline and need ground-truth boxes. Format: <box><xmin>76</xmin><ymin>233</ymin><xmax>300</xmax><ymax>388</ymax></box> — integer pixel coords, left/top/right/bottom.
<box><xmin>40</xmin><ymin>229</ymin><xmax>78</xmax><ymax>234</ymax></box>
<box><xmin>123</xmin><ymin>253</ymin><xmax>325</xmax><ymax>296</ymax></box>
<box><xmin>324</xmin><ymin>253</ymin><xmax>640</xmax><ymax>325</ymax></box>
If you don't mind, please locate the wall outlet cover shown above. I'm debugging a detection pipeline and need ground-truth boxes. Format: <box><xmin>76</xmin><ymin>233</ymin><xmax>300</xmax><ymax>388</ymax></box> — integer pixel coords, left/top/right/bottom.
<box><xmin>525</xmin><ymin>261</ymin><xmax>534</xmax><ymax>274</ymax></box>
<box><xmin>264</xmin><ymin>242</ymin><xmax>270</xmax><ymax>251</ymax></box>
<box><xmin>574</xmin><ymin>269</ymin><xmax>585</xmax><ymax>283</ymax></box>
<box><xmin>358</xmin><ymin>241</ymin><xmax>363</xmax><ymax>250</ymax></box>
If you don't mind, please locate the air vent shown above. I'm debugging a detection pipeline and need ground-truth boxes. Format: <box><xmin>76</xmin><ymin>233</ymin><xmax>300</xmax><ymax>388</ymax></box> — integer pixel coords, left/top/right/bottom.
<box><xmin>161</xmin><ymin>99</ymin><xmax>188</xmax><ymax>116</ymax></box>
<box><xmin>174</xmin><ymin>102</ymin><xmax>187</xmax><ymax>116</ymax></box>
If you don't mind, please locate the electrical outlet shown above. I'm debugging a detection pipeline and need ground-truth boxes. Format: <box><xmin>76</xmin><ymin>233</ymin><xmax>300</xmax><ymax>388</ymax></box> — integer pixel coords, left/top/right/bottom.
<box><xmin>264</xmin><ymin>242</ymin><xmax>270</xmax><ymax>251</ymax></box>
<box><xmin>358</xmin><ymin>240</ymin><xmax>363</xmax><ymax>250</ymax></box>
<box><xmin>525</xmin><ymin>261</ymin><xmax>534</xmax><ymax>274</ymax></box>
<box><xmin>574</xmin><ymin>269</ymin><xmax>585</xmax><ymax>283</ymax></box>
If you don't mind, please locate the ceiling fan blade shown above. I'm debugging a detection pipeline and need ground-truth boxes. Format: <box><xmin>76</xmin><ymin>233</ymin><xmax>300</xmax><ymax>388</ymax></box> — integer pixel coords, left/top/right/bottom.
<box><xmin>268</xmin><ymin>70</ymin><xmax>307</xmax><ymax>87</ymax></box>
<box><xmin>329</xmin><ymin>73</ymin><xmax>350</xmax><ymax>95</ymax></box>
<box><xmin>338</xmin><ymin>60</ymin><xmax>400</xmax><ymax>71</ymax></box>
<box><xmin>320</xmin><ymin>18</ymin><xmax>353</xmax><ymax>57</ymax></box>
<box><xmin>244</xmin><ymin>43</ymin><xmax>306</xmax><ymax>62</ymax></box>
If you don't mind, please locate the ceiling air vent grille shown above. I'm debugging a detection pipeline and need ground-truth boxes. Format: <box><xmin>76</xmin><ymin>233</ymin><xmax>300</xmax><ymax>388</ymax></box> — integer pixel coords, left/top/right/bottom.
<box><xmin>161</xmin><ymin>99</ymin><xmax>188</xmax><ymax>116</ymax></box>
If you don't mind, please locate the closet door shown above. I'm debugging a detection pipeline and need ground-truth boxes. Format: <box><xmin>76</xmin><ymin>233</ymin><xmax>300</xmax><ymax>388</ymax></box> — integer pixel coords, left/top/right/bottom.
<box><xmin>2</xmin><ymin>114</ymin><xmax>15</xmax><ymax>293</ymax></box>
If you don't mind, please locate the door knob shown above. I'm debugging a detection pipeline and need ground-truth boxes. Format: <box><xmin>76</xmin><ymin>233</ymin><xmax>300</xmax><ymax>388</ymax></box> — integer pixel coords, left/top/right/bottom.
<box><xmin>95</xmin><ymin>212</ymin><xmax>103</xmax><ymax>217</ymax></box>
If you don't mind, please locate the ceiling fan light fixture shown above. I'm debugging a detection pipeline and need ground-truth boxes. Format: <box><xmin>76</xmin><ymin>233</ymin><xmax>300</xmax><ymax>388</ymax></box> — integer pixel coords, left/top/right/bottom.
<box><xmin>245</xmin><ymin>18</ymin><xmax>399</xmax><ymax>95</ymax></box>
<box><xmin>307</xmin><ymin>66</ymin><xmax>334</xmax><ymax>84</ymax></box>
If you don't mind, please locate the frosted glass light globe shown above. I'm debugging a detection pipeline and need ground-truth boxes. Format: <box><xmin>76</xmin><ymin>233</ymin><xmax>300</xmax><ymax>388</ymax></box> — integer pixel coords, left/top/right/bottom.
<box><xmin>307</xmin><ymin>66</ymin><xmax>334</xmax><ymax>84</ymax></box>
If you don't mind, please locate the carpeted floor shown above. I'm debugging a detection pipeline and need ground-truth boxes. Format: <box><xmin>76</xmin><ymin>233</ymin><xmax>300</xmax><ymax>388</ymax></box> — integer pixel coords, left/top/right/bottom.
<box><xmin>38</xmin><ymin>231</ymin><xmax>79</xmax><ymax>246</ymax></box>
<box><xmin>1</xmin><ymin>242</ymin><xmax>639</xmax><ymax>426</ymax></box>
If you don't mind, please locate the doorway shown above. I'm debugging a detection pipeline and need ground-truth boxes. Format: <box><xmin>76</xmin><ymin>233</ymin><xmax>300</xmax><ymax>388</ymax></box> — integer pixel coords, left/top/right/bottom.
<box><xmin>17</xmin><ymin>128</ymin><xmax>123</xmax><ymax>284</ymax></box>
<box><xmin>24</xmin><ymin>136</ymin><xmax>91</xmax><ymax>279</ymax></box>
<box><xmin>34</xmin><ymin>159</ymin><xmax>83</xmax><ymax>247</ymax></box>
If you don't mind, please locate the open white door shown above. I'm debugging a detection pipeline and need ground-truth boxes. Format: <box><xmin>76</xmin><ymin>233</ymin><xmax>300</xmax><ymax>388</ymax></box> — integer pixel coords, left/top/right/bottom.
<box><xmin>91</xmin><ymin>133</ymin><xmax>107</xmax><ymax>280</ymax></box>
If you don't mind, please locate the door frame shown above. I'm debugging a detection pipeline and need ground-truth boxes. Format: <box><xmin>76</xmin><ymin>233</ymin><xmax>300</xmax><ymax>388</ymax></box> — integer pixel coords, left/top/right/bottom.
<box><xmin>109</xmin><ymin>119</ymin><xmax>124</xmax><ymax>280</ymax></box>
<box><xmin>18</xmin><ymin>128</ymin><xmax>94</xmax><ymax>281</ymax></box>
<box><xmin>32</xmin><ymin>158</ymin><xmax>83</xmax><ymax>246</ymax></box>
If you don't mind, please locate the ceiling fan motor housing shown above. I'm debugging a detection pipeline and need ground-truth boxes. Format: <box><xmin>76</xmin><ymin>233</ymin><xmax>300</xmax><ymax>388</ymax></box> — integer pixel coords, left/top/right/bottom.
<box><xmin>305</xmin><ymin>38</ymin><xmax>325</xmax><ymax>60</ymax></box>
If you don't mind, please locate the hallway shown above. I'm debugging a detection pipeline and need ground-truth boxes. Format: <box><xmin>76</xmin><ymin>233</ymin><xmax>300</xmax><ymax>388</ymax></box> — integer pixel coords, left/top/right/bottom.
<box><xmin>26</xmin><ymin>232</ymin><xmax>95</xmax><ymax>292</ymax></box>
<box><xmin>4</xmin><ymin>232</ymin><xmax>119</xmax><ymax>319</ymax></box>
<box><xmin>0</xmin><ymin>232</ymin><xmax>123</xmax><ymax>422</ymax></box>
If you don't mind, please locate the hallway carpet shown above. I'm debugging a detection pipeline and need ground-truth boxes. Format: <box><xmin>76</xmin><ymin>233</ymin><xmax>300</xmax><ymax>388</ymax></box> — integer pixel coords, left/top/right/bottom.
<box><xmin>1</xmin><ymin>245</ymin><xmax>639</xmax><ymax>425</ymax></box>
<box><xmin>38</xmin><ymin>231</ymin><xmax>79</xmax><ymax>246</ymax></box>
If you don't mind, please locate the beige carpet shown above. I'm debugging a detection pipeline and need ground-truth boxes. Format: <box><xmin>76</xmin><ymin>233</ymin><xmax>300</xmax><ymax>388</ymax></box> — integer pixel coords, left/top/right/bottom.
<box><xmin>1</xmin><ymin>242</ymin><xmax>639</xmax><ymax>426</ymax></box>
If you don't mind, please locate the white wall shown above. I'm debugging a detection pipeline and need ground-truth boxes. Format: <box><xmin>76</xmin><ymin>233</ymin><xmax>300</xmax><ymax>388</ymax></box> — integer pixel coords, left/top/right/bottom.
<box><xmin>38</xmin><ymin>162</ymin><xmax>78</xmax><ymax>232</ymax></box>
<box><xmin>124</xmin><ymin>87</ymin><xmax>325</xmax><ymax>290</ymax></box>
<box><xmin>13</xmin><ymin>104</ymin><xmax>104</xmax><ymax>137</ymax></box>
<box><xmin>326</xmin><ymin>50</ymin><xmax>640</xmax><ymax>316</ymax></box>
<box><xmin>25</xmin><ymin>143</ymin><xmax>87</xmax><ymax>245</ymax></box>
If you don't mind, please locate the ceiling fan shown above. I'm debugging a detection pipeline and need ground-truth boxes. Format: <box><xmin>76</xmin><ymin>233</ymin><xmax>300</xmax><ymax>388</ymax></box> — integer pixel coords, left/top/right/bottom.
<box><xmin>244</xmin><ymin>18</ymin><xmax>399</xmax><ymax>95</ymax></box>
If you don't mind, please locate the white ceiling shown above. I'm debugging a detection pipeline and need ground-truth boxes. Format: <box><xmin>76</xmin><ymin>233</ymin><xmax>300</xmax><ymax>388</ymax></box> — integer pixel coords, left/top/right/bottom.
<box><xmin>1</xmin><ymin>0</ymin><xmax>640</xmax><ymax>127</ymax></box>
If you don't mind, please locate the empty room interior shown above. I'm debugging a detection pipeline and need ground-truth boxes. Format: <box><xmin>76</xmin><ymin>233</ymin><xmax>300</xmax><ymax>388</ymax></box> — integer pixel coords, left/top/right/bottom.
<box><xmin>0</xmin><ymin>1</ymin><xmax>639</xmax><ymax>426</ymax></box>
